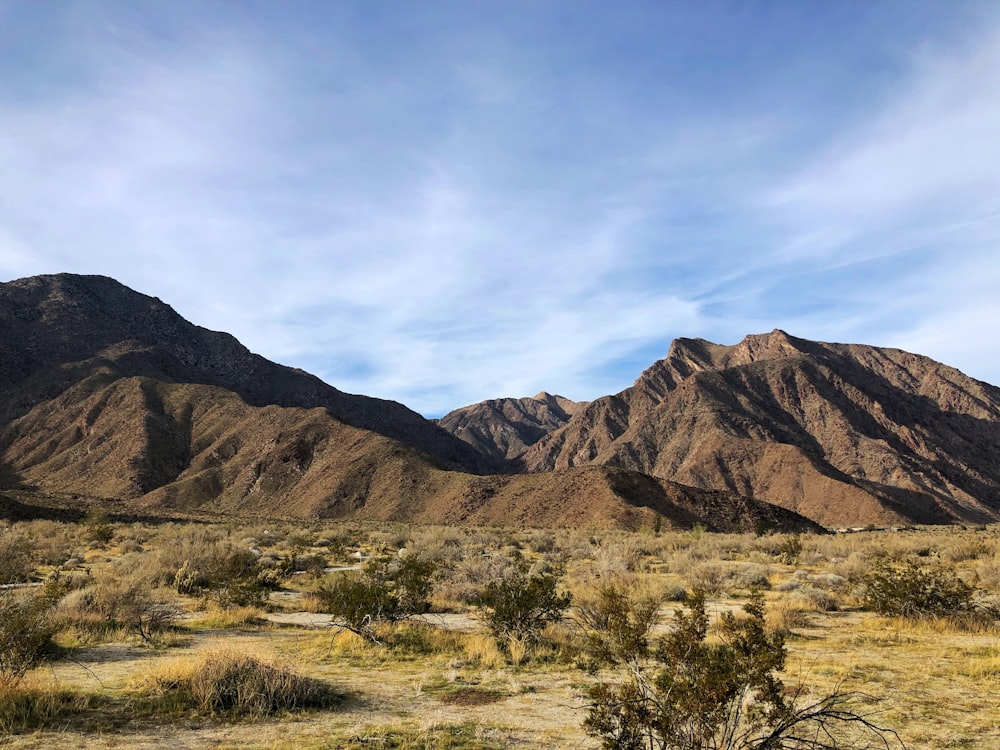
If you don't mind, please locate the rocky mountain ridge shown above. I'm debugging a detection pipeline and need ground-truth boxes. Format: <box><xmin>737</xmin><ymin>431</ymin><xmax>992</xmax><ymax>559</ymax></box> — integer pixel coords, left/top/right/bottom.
<box><xmin>485</xmin><ymin>330</ymin><xmax>1000</xmax><ymax>527</ymax></box>
<box><xmin>0</xmin><ymin>273</ymin><xmax>814</xmax><ymax>533</ymax></box>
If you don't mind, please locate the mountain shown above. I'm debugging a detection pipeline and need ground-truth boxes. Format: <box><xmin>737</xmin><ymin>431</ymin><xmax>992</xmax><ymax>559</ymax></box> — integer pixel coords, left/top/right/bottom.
<box><xmin>0</xmin><ymin>273</ymin><xmax>815</xmax><ymax>532</ymax></box>
<box><xmin>507</xmin><ymin>330</ymin><xmax>1000</xmax><ymax>527</ymax></box>
<box><xmin>436</xmin><ymin>392</ymin><xmax>587</xmax><ymax>460</ymax></box>
<box><xmin>0</xmin><ymin>273</ymin><xmax>494</xmax><ymax>474</ymax></box>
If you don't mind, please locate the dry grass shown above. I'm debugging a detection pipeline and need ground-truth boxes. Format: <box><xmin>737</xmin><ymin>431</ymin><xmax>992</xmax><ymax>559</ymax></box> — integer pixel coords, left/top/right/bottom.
<box><xmin>128</xmin><ymin>648</ymin><xmax>342</xmax><ymax>718</ymax></box>
<box><xmin>1</xmin><ymin>519</ymin><xmax>1000</xmax><ymax>748</ymax></box>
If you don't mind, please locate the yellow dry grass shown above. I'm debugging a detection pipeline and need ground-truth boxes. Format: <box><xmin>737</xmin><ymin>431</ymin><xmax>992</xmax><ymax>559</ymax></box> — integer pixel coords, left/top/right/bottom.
<box><xmin>3</xmin><ymin>519</ymin><xmax>1000</xmax><ymax>747</ymax></box>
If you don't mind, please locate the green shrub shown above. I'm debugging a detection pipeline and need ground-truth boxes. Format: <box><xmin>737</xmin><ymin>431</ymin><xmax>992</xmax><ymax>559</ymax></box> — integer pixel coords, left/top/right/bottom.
<box><xmin>83</xmin><ymin>509</ymin><xmax>115</xmax><ymax>547</ymax></box>
<box><xmin>0</xmin><ymin>579</ymin><xmax>66</xmax><ymax>686</ymax></box>
<box><xmin>861</xmin><ymin>560</ymin><xmax>983</xmax><ymax>619</ymax></box>
<box><xmin>315</xmin><ymin>556</ymin><xmax>436</xmax><ymax>642</ymax></box>
<box><xmin>584</xmin><ymin>589</ymin><xmax>904</xmax><ymax>750</ymax></box>
<box><xmin>474</xmin><ymin>564</ymin><xmax>571</xmax><ymax>651</ymax></box>
<box><xmin>169</xmin><ymin>543</ymin><xmax>278</xmax><ymax>609</ymax></box>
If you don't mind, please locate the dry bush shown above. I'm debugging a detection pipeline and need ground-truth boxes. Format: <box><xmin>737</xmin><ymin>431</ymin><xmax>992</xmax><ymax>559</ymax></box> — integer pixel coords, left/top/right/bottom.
<box><xmin>9</xmin><ymin>521</ymin><xmax>80</xmax><ymax>568</ymax></box>
<box><xmin>727</xmin><ymin>563</ymin><xmax>772</xmax><ymax>591</ymax></box>
<box><xmin>54</xmin><ymin>578</ymin><xmax>179</xmax><ymax>643</ymax></box>
<box><xmin>130</xmin><ymin>649</ymin><xmax>341</xmax><ymax>718</ymax></box>
<box><xmin>591</xmin><ymin>539</ymin><xmax>643</xmax><ymax>578</ymax></box>
<box><xmin>462</xmin><ymin>633</ymin><xmax>506</xmax><ymax>669</ymax></box>
<box><xmin>0</xmin><ymin>529</ymin><xmax>36</xmax><ymax>584</ymax></box>
<box><xmin>765</xmin><ymin>599</ymin><xmax>814</xmax><ymax>635</ymax></box>
<box><xmin>147</xmin><ymin>528</ymin><xmax>279</xmax><ymax>608</ymax></box>
<box><xmin>435</xmin><ymin>551</ymin><xmax>520</xmax><ymax>607</ymax></box>
<box><xmin>826</xmin><ymin>552</ymin><xmax>871</xmax><ymax>585</ymax></box>
<box><xmin>686</xmin><ymin>561</ymin><xmax>727</xmax><ymax>595</ymax></box>
<box><xmin>939</xmin><ymin>534</ymin><xmax>995</xmax><ymax>564</ymax></box>
<box><xmin>789</xmin><ymin>586</ymin><xmax>840</xmax><ymax>612</ymax></box>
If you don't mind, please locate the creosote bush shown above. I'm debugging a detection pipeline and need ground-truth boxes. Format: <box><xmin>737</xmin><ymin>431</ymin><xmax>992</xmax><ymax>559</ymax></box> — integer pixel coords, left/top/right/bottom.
<box><xmin>316</xmin><ymin>555</ymin><xmax>436</xmax><ymax>642</ymax></box>
<box><xmin>861</xmin><ymin>559</ymin><xmax>989</xmax><ymax>622</ymax></box>
<box><xmin>474</xmin><ymin>563</ymin><xmax>571</xmax><ymax>653</ymax></box>
<box><xmin>0</xmin><ymin>579</ymin><xmax>66</xmax><ymax>686</ymax></box>
<box><xmin>584</xmin><ymin>588</ymin><xmax>904</xmax><ymax>750</ymax></box>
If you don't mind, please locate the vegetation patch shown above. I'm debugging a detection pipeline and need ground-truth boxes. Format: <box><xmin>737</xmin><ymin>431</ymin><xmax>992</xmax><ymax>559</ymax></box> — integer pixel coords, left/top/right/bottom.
<box><xmin>436</xmin><ymin>686</ymin><xmax>506</xmax><ymax>706</ymax></box>
<box><xmin>338</xmin><ymin>722</ymin><xmax>514</xmax><ymax>749</ymax></box>
<box><xmin>129</xmin><ymin>650</ymin><xmax>342</xmax><ymax>718</ymax></box>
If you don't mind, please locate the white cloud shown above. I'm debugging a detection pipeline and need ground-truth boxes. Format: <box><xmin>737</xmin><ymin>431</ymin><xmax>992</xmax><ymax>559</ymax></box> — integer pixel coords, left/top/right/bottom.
<box><xmin>2</xmin><ymin>3</ymin><xmax>999</xmax><ymax>416</ymax></box>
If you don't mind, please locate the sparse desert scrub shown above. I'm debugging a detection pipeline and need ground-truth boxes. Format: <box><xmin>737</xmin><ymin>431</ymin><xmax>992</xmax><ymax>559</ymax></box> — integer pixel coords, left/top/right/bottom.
<box><xmin>0</xmin><ymin>678</ymin><xmax>105</xmax><ymax>734</ymax></box>
<box><xmin>129</xmin><ymin>648</ymin><xmax>341</xmax><ymax>718</ymax></box>
<box><xmin>53</xmin><ymin>577</ymin><xmax>180</xmax><ymax>643</ymax></box>
<box><xmin>0</xmin><ymin>579</ymin><xmax>67</xmax><ymax>686</ymax></box>
<box><xmin>3</xmin><ymin>520</ymin><xmax>1000</xmax><ymax>748</ymax></box>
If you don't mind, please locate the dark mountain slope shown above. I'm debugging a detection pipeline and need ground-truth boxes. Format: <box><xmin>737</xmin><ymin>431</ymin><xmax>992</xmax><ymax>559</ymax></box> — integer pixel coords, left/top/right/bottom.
<box><xmin>0</xmin><ymin>273</ymin><xmax>494</xmax><ymax>473</ymax></box>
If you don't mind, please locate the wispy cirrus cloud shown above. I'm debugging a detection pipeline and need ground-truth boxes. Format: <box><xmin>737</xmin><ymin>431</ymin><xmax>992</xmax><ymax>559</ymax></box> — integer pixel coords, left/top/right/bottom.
<box><xmin>1</xmin><ymin>2</ymin><xmax>998</xmax><ymax>415</ymax></box>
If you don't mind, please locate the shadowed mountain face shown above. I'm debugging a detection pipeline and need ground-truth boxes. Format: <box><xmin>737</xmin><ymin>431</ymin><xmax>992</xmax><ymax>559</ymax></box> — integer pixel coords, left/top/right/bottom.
<box><xmin>0</xmin><ymin>274</ymin><xmax>816</xmax><ymax>533</ymax></box>
<box><xmin>0</xmin><ymin>274</ymin><xmax>495</xmax><ymax>474</ymax></box>
<box><xmin>505</xmin><ymin>330</ymin><xmax>1000</xmax><ymax>527</ymax></box>
<box><xmin>436</xmin><ymin>392</ymin><xmax>587</xmax><ymax>460</ymax></box>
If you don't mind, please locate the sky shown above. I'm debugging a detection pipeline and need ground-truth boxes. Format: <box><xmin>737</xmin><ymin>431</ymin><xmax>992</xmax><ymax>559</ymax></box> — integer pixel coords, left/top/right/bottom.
<box><xmin>1</xmin><ymin>1</ymin><xmax>999</xmax><ymax>417</ymax></box>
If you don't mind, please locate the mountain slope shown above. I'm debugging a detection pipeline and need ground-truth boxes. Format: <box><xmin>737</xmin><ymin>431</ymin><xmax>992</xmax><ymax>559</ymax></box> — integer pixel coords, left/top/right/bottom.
<box><xmin>515</xmin><ymin>330</ymin><xmax>1000</xmax><ymax>527</ymax></box>
<box><xmin>436</xmin><ymin>392</ymin><xmax>587</xmax><ymax>460</ymax></box>
<box><xmin>0</xmin><ymin>273</ymin><xmax>816</xmax><ymax>532</ymax></box>
<box><xmin>0</xmin><ymin>371</ymin><xmax>814</xmax><ymax>531</ymax></box>
<box><xmin>0</xmin><ymin>273</ymin><xmax>494</xmax><ymax>473</ymax></box>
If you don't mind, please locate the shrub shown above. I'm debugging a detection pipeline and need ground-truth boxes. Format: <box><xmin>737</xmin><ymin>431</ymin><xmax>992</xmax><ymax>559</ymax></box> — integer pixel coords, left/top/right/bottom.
<box><xmin>861</xmin><ymin>560</ymin><xmax>983</xmax><ymax>619</ymax></box>
<box><xmin>0</xmin><ymin>579</ymin><xmax>65</xmax><ymax>686</ymax></box>
<box><xmin>576</xmin><ymin>582</ymin><xmax>662</xmax><ymax>669</ymax></box>
<box><xmin>584</xmin><ymin>589</ymin><xmax>904</xmax><ymax>750</ymax></box>
<box><xmin>0</xmin><ymin>531</ymin><xmax>36</xmax><ymax>585</ymax></box>
<box><xmin>56</xmin><ymin>579</ymin><xmax>179</xmax><ymax>643</ymax></box>
<box><xmin>169</xmin><ymin>543</ymin><xmax>278</xmax><ymax>609</ymax></box>
<box><xmin>132</xmin><ymin>650</ymin><xmax>340</xmax><ymax>718</ymax></box>
<box><xmin>83</xmin><ymin>509</ymin><xmax>115</xmax><ymax>547</ymax></box>
<box><xmin>775</xmin><ymin>534</ymin><xmax>803</xmax><ymax>565</ymax></box>
<box><xmin>315</xmin><ymin>556</ymin><xmax>436</xmax><ymax>642</ymax></box>
<box><xmin>474</xmin><ymin>564</ymin><xmax>571</xmax><ymax>652</ymax></box>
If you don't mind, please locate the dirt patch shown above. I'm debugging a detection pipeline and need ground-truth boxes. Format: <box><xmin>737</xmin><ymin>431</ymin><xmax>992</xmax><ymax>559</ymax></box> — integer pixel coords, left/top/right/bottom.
<box><xmin>437</xmin><ymin>687</ymin><xmax>506</xmax><ymax>706</ymax></box>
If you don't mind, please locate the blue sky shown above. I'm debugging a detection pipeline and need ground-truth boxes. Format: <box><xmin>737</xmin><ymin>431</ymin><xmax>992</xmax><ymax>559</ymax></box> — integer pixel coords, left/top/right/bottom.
<box><xmin>1</xmin><ymin>1</ymin><xmax>998</xmax><ymax>416</ymax></box>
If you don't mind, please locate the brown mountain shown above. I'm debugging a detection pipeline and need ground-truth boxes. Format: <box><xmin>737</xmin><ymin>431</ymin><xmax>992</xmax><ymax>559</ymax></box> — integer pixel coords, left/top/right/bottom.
<box><xmin>510</xmin><ymin>330</ymin><xmax>1000</xmax><ymax>527</ymax></box>
<box><xmin>436</xmin><ymin>392</ymin><xmax>587</xmax><ymax>460</ymax></box>
<box><xmin>0</xmin><ymin>274</ymin><xmax>815</xmax><ymax>532</ymax></box>
<box><xmin>0</xmin><ymin>273</ymin><xmax>495</xmax><ymax>474</ymax></box>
